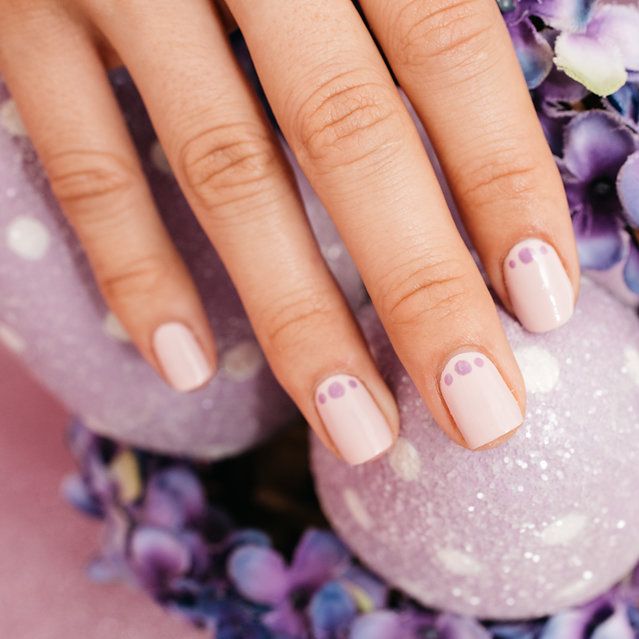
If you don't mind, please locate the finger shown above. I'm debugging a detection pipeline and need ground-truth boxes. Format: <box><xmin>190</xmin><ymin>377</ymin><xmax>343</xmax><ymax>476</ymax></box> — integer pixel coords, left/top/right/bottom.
<box><xmin>87</xmin><ymin>0</ymin><xmax>399</xmax><ymax>464</ymax></box>
<box><xmin>0</xmin><ymin>7</ymin><xmax>215</xmax><ymax>391</ymax></box>
<box><xmin>227</xmin><ymin>0</ymin><xmax>525</xmax><ymax>449</ymax></box>
<box><xmin>362</xmin><ymin>0</ymin><xmax>579</xmax><ymax>333</ymax></box>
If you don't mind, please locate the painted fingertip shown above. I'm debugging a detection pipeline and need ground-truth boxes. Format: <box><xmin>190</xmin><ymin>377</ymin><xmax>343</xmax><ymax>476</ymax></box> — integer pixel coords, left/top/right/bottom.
<box><xmin>315</xmin><ymin>374</ymin><xmax>394</xmax><ymax>465</ymax></box>
<box><xmin>504</xmin><ymin>239</ymin><xmax>574</xmax><ymax>333</ymax></box>
<box><xmin>440</xmin><ymin>352</ymin><xmax>523</xmax><ymax>450</ymax></box>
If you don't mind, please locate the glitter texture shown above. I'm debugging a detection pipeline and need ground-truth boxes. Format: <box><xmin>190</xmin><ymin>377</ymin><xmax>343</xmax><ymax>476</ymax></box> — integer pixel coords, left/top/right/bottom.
<box><xmin>312</xmin><ymin>278</ymin><xmax>639</xmax><ymax>619</ymax></box>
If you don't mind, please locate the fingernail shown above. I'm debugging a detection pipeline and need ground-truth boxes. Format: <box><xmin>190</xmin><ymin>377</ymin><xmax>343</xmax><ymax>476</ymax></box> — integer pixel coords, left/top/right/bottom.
<box><xmin>504</xmin><ymin>238</ymin><xmax>574</xmax><ymax>333</ymax></box>
<box><xmin>315</xmin><ymin>374</ymin><xmax>394</xmax><ymax>465</ymax></box>
<box><xmin>440</xmin><ymin>352</ymin><xmax>523</xmax><ymax>450</ymax></box>
<box><xmin>152</xmin><ymin>322</ymin><xmax>213</xmax><ymax>392</ymax></box>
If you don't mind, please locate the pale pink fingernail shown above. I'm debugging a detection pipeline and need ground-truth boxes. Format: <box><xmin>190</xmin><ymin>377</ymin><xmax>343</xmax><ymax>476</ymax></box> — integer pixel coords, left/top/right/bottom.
<box><xmin>152</xmin><ymin>322</ymin><xmax>213</xmax><ymax>392</ymax></box>
<box><xmin>315</xmin><ymin>374</ymin><xmax>394</xmax><ymax>465</ymax></box>
<box><xmin>504</xmin><ymin>238</ymin><xmax>574</xmax><ymax>333</ymax></box>
<box><xmin>441</xmin><ymin>352</ymin><xmax>523</xmax><ymax>450</ymax></box>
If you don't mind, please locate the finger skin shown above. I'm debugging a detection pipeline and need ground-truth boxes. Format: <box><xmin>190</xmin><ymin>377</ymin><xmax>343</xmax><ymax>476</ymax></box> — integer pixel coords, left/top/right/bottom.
<box><xmin>87</xmin><ymin>0</ymin><xmax>400</xmax><ymax>464</ymax></box>
<box><xmin>0</xmin><ymin>5</ymin><xmax>216</xmax><ymax>391</ymax></box>
<box><xmin>227</xmin><ymin>0</ymin><xmax>526</xmax><ymax>448</ymax></box>
<box><xmin>362</xmin><ymin>0</ymin><xmax>580</xmax><ymax>333</ymax></box>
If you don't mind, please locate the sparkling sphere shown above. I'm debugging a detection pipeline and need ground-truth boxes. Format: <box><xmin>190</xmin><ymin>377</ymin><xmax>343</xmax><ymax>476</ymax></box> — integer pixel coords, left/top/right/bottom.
<box><xmin>312</xmin><ymin>278</ymin><xmax>639</xmax><ymax>619</ymax></box>
<box><xmin>0</xmin><ymin>71</ymin><xmax>363</xmax><ymax>459</ymax></box>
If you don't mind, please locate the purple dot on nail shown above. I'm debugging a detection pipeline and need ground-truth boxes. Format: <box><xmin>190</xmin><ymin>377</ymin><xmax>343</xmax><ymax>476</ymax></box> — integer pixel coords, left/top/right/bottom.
<box><xmin>348</xmin><ymin>379</ymin><xmax>358</xmax><ymax>388</ymax></box>
<box><xmin>540</xmin><ymin>245</ymin><xmax>548</xmax><ymax>254</ymax></box>
<box><xmin>444</xmin><ymin>373</ymin><xmax>453</xmax><ymax>386</ymax></box>
<box><xmin>455</xmin><ymin>360</ymin><xmax>472</xmax><ymax>375</ymax></box>
<box><xmin>474</xmin><ymin>357</ymin><xmax>484</xmax><ymax>367</ymax></box>
<box><xmin>328</xmin><ymin>381</ymin><xmax>345</xmax><ymax>399</ymax></box>
<box><xmin>519</xmin><ymin>247</ymin><xmax>534</xmax><ymax>264</ymax></box>
<box><xmin>318</xmin><ymin>393</ymin><xmax>327</xmax><ymax>404</ymax></box>
<box><xmin>508</xmin><ymin>259</ymin><xmax>516</xmax><ymax>269</ymax></box>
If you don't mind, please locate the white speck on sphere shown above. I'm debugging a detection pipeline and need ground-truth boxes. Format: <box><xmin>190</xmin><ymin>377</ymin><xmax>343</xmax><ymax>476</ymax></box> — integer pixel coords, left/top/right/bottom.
<box><xmin>437</xmin><ymin>548</ymin><xmax>484</xmax><ymax>577</ymax></box>
<box><xmin>221</xmin><ymin>340</ymin><xmax>265</xmax><ymax>382</ymax></box>
<box><xmin>5</xmin><ymin>216</ymin><xmax>50</xmax><ymax>260</ymax></box>
<box><xmin>0</xmin><ymin>322</ymin><xmax>26</xmax><ymax>353</ymax></box>
<box><xmin>150</xmin><ymin>140</ymin><xmax>172</xmax><ymax>174</ymax></box>
<box><xmin>343</xmin><ymin>488</ymin><xmax>373</xmax><ymax>531</ymax></box>
<box><xmin>388</xmin><ymin>437</ymin><xmax>421</xmax><ymax>481</ymax></box>
<box><xmin>514</xmin><ymin>346</ymin><xmax>560</xmax><ymax>393</ymax></box>
<box><xmin>623</xmin><ymin>346</ymin><xmax>639</xmax><ymax>386</ymax></box>
<box><xmin>0</xmin><ymin>99</ymin><xmax>27</xmax><ymax>137</ymax></box>
<box><xmin>540</xmin><ymin>513</ymin><xmax>587</xmax><ymax>546</ymax></box>
<box><xmin>103</xmin><ymin>312</ymin><xmax>131</xmax><ymax>342</ymax></box>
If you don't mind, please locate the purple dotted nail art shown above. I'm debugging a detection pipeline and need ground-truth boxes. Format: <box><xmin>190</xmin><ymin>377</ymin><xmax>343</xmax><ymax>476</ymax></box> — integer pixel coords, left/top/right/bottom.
<box><xmin>474</xmin><ymin>357</ymin><xmax>484</xmax><ymax>367</ymax></box>
<box><xmin>319</xmin><ymin>393</ymin><xmax>327</xmax><ymax>404</ymax></box>
<box><xmin>518</xmin><ymin>247</ymin><xmax>534</xmax><ymax>264</ymax></box>
<box><xmin>348</xmin><ymin>379</ymin><xmax>358</xmax><ymax>388</ymax></box>
<box><xmin>455</xmin><ymin>360</ymin><xmax>472</xmax><ymax>375</ymax></box>
<box><xmin>444</xmin><ymin>373</ymin><xmax>453</xmax><ymax>386</ymax></box>
<box><xmin>328</xmin><ymin>381</ymin><xmax>345</xmax><ymax>399</ymax></box>
<box><xmin>508</xmin><ymin>259</ymin><xmax>517</xmax><ymax>269</ymax></box>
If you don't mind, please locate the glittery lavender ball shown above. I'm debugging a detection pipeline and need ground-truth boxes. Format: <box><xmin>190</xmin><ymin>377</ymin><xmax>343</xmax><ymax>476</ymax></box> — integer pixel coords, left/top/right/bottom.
<box><xmin>312</xmin><ymin>278</ymin><xmax>639</xmax><ymax>619</ymax></box>
<box><xmin>0</xmin><ymin>71</ymin><xmax>363</xmax><ymax>459</ymax></box>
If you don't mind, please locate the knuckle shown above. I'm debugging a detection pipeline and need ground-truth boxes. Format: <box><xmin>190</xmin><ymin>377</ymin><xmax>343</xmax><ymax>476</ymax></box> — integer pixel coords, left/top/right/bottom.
<box><xmin>178</xmin><ymin>122</ymin><xmax>280</xmax><ymax>210</ymax></box>
<box><xmin>460</xmin><ymin>151</ymin><xmax>542</xmax><ymax>207</ymax></box>
<box><xmin>390</xmin><ymin>0</ymin><xmax>495</xmax><ymax>71</ymax></box>
<box><xmin>98</xmin><ymin>254</ymin><xmax>171</xmax><ymax>304</ymax></box>
<box><xmin>47</xmin><ymin>149</ymin><xmax>137</xmax><ymax>211</ymax></box>
<box><xmin>294</xmin><ymin>73</ymin><xmax>402</xmax><ymax>170</ymax></box>
<box><xmin>381</xmin><ymin>257</ymin><xmax>470</xmax><ymax>328</ymax></box>
<box><xmin>263</xmin><ymin>289</ymin><xmax>335</xmax><ymax>355</ymax></box>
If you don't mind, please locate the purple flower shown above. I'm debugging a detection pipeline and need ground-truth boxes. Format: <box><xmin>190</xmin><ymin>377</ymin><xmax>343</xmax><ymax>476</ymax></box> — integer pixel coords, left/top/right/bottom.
<box><xmin>228</xmin><ymin>529</ymin><xmax>358</xmax><ymax>637</ymax></box>
<box><xmin>129</xmin><ymin>526</ymin><xmax>192</xmax><ymax>593</ymax></box>
<box><xmin>554</xmin><ymin>3</ymin><xmax>639</xmax><ymax>96</ymax></box>
<box><xmin>349</xmin><ymin>611</ymin><xmax>405</xmax><ymax>639</ymax></box>
<box><xmin>559</xmin><ymin>111</ymin><xmax>637</xmax><ymax>277</ymax></box>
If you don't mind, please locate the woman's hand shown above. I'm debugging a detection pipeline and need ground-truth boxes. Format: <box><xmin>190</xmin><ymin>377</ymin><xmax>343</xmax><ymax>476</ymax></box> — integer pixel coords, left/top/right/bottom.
<box><xmin>0</xmin><ymin>0</ymin><xmax>579</xmax><ymax>464</ymax></box>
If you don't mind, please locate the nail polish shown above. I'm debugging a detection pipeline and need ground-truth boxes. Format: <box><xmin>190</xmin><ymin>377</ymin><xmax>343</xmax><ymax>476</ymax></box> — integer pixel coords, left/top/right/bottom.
<box><xmin>152</xmin><ymin>322</ymin><xmax>213</xmax><ymax>392</ymax></box>
<box><xmin>315</xmin><ymin>374</ymin><xmax>394</xmax><ymax>465</ymax></box>
<box><xmin>504</xmin><ymin>239</ymin><xmax>574</xmax><ymax>333</ymax></box>
<box><xmin>440</xmin><ymin>352</ymin><xmax>523</xmax><ymax>449</ymax></box>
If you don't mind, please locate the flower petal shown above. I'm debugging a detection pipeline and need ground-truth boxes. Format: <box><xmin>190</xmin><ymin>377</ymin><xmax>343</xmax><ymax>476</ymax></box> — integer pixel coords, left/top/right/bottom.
<box><xmin>129</xmin><ymin>526</ymin><xmax>192</xmax><ymax>592</ymax></box>
<box><xmin>571</xmin><ymin>199</ymin><xmax>624</xmax><ymax>270</ymax></box>
<box><xmin>534</xmin><ymin>0</ymin><xmax>595</xmax><ymax>31</ymax></box>
<box><xmin>262</xmin><ymin>600</ymin><xmax>308</xmax><ymax>638</ymax></box>
<box><xmin>289</xmin><ymin>529</ymin><xmax>350</xmax><ymax>590</ymax></box>
<box><xmin>563</xmin><ymin>111</ymin><xmax>636</xmax><ymax>182</ymax></box>
<box><xmin>591</xmin><ymin>603</ymin><xmax>635</xmax><ymax>639</ymax></box>
<box><xmin>618</xmin><ymin>152</ymin><xmax>639</xmax><ymax>227</ymax></box>
<box><xmin>436</xmin><ymin>613</ymin><xmax>492</xmax><ymax>638</ymax></box>
<box><xmin>228</xmin><ymin>545</ymin><xmax>289</xmax><ymax>605</ymax></box>
<box><xmin>350</xmin><ymin>611</ymin><xmax>405</xmax><ymax>639</ymax></box>
<box><xmin>309</xmin><ymin>581</ymin><xmax>357</xmax><ymax>639</ymax></box>
<box><xmin>623</xmin><ymin>238</ymin><xmax>639</xmax><ymax>294</ymax></box>
<box><xmin>509</xmin><ymin>18</ymin><xmax>554</xmax><ymax>88</ymax></box>
<box><xmin>554</xmin><ymin>32</ymin><xmax>627</xmax><ymax>96</ymax></box>
<box><xmin>588</xmin><ymin>4</ymin><xmax>639</xmax><ymax>72</ymax></box>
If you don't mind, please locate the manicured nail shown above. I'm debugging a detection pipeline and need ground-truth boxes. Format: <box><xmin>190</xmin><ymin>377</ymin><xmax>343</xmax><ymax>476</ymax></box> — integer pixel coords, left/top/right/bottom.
<box><xmin>504</xmin><ymin>238</ymin><xmax>574</xmax><ymax>333</ymax></box>
<box><xmin>152</xmin><ymin>322</ymin><xmax>213</xmax><ymax>392</ymax></box>
<box><xmin>440</xmin><ymin>352</ymin><xmax>523</xmax><ymax>450</ymax></box>
<box><xmin>315</xmin><ymin>374</ymin><xmax>394</xmax><ymax>465</ymax></box>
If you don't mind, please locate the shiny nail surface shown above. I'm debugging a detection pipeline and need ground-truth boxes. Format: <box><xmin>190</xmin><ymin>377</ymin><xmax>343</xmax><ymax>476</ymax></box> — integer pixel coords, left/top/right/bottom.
<box><xmin>440</xmin><ymin>352</ymin><xmax>523</xmax><ymax>449</ymax></box>
<box><xmin>153</xmin><ymin>322</ymin><xmax>213</xmax><ymax>392</ymax></box>
<box><xmin>315</xmin><ymin>374</ymin><xmax>394</xmax><ymax>465</ymax></box>
<box><xmin>504</xmin><ymin>239</ymin><xmax>574</xmax><ymax>333</ymax></box>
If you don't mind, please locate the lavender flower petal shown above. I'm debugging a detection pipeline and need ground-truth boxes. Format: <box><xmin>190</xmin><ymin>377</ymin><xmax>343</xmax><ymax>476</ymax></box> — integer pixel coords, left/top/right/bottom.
<box><xmin>531</xmin><ymin>0</ymin><xmax>595</xmax><ymax>31</ymax></box>
<box><xmin>228</xmin><ymin>545</ymin><xmax>289</xmax><ymax>605</ymax></box>
<box><xmin>349</xmin><ymin>611</ymin><xmax>405</xmax><ymax>639</ymax></box>
<box><xmin>509</xmin><ymin>18</ymin><xmax>554</xmax><ymax>88</ymax></box>
<box><xmin>435</xmin><ymin>613</ymin><xmax>492</xmax><ymax>638</ymax></box>
<box><xmin>623</xmin><ymin>238</ymin><xmax>639</xmax><ymax>294</ymax></box>
<box><xmin>587</xmin><ymin>5</ymin><xmax>639</xmax><ymax>72</ymax></box>
<box><xmin>591</xmin><ymin>603</ymin><xmax>635</xmax><ymax>639</ymax></box>
<box><xmin>289</xmin><ymin>529</ymin><xmax>350</xmax><ymax>590</ymax></box>
<box><xmin>618</xmin><ymin>151</ymin><xmax>639</xmax><ymax>227</ymax></box>
<box><xmin>309</xmin><ymin>581</ymin><xmax>357</xmax><ymax>639</ymax></box>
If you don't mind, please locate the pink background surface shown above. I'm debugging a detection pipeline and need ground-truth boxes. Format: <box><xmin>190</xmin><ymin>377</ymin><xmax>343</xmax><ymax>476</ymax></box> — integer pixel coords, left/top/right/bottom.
<box><xmin>0</xmin><ymin>346</ymin><xmax>204</xmax><ymax>639</ymax></box>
